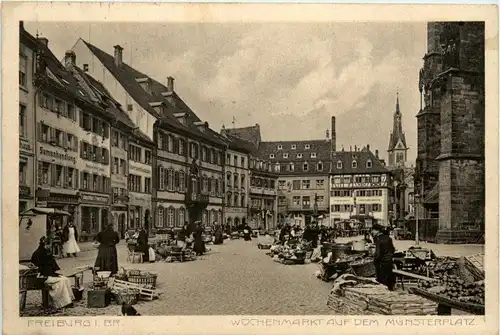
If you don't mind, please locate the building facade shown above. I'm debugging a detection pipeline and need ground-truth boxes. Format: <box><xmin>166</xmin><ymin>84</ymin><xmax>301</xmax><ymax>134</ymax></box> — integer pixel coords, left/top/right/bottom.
<box><xmin>249</xmin><ymin>158</ymin><xmax>278</xmax><ymax>230</ymax></box>
<box><xmin>330</xmin><ymin>147</ymin><xmax>391</xmax><ymax>226</ymax></box>
<box><xmin>71</xmin><ymin>40</ymin><xmax>226</xmax><ymax>229</ymax></box>
<box><xmin>417</xmin><ymin>22</ymin><xmax>485</xmax><ymax>243</ymax></box>
<box><xmin>19</xmin><ymin>24</ymin><xmax>37</xmax><ymax>213</ymax></box>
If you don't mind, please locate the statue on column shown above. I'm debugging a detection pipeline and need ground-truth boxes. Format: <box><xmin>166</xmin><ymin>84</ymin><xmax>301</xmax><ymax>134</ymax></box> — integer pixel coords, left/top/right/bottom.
<box><xmin>190</xmin><ymin>158</ymin><xmax>199</xmax><ymax>177</ymax></box>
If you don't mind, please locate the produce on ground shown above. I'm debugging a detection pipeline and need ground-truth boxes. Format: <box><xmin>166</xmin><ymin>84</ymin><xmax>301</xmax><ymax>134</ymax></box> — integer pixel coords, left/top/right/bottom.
<box><xmin>418</xmin><ymin>274</ymin><xmax>484</xmax><ymax>305</ymax></box>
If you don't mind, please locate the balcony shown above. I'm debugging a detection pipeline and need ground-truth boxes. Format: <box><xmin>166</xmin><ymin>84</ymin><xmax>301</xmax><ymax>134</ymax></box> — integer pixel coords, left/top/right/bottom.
<box><xmin>186</xmin><ymin>193</ymin><xmax>210</xmax><ymax>205</ymax></box>
<box><xmin>250</xmin><ymin>186</ymin><xmax>276</xmax><ymax>196</ymax></box>
<box><xmin>112</xmin><ymin>194</ymin><xmax>129</xmax><ymax>204</ymax></box>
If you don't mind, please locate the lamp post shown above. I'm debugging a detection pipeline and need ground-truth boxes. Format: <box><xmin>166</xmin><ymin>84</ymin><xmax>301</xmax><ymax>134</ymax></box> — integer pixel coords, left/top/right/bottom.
<box><xmin>414</xmin><ymin>193</ymin><xmax>420</xmax><ymax>246</ymax></box>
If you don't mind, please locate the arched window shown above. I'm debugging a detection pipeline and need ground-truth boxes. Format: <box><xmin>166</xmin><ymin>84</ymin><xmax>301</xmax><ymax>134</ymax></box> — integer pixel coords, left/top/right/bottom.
<box><xmin>159</xmin><ymin>166</ymin><xmax>165</xmax><ymax>190</ymax></box>
<box><xmin>352</xmin><ymin>160</ymin><xmax>358</xmax><ymax>169</ymax></box>
<box><xmin>241</xmin><ymin>194</ymin><xmax>246</xmax><ymax>207</ymax></box>
<box><xmin>210</xmin><ymin>178</ymin><xmax>216</xmax><ymax>196</ymax></box>
<box><xmin>174</xmin><ymin>170</ymin><xmax>180</xmax><ymax>191</ymax></box>
<box><xmin>218</xmin><ymin>179</ymin><xmax>223</xmax><ymax>196</ymax></box>
<box><xmin>166</xmin><ymin>207</ymin><xmax>175</xmax><ymax>227</ymax></box>
<box><xmin>179</xmin><ymin>171</ymin><xmax>185</xmax><ymax>192</ymax></box>
<box><xmin>157</xmin><ymin>207</ymin><xmax>164</xmax><ymax>227</ymax></box>
<box><xmin>226</xmin><ymin>172</ymin><xmax>232</xmax><ymax>188</ymax></box>
<box><xmin>234</xmin><ymin>193</ymin><xmax>239</xmax><ymax>207</ymax></box>
<box><xmin>203</xmin><ymin>175</ymin><xmax>209</xmax><ymax>194</ymax></box>
<box><xmin>233</xmin><ymin>173</ymin><xmax>239</xmax><ymax>188</ymax></box>
<box><xmin>178</xmin><ymin>208</ymin><xmax>185</xmax><ymax>227</ymax></box>
<box><xmin>226</xmin><ymin>192</ymin><xmax>232</xmax><ymax>207</ymax></box>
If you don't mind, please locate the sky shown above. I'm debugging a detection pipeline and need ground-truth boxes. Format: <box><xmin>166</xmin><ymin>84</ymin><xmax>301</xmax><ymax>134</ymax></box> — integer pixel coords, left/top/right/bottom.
<box><xmin>25</xmin><ymin>22</ymin><xmax>427</xmax><ymax>164</ymax></box>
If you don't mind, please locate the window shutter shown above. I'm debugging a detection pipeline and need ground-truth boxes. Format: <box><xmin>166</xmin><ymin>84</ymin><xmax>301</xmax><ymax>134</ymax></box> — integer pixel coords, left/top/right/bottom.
<box><xmin>96</xmin><ymin>147</ymin><xmax>101</xmax><ymax>163</ymax></box>
<box><xmin>37</xmin><ymin>162</ymin><xmax>43</xmax><ymax>186</ymax></box>
<box><xmin>37</xmin><ymin>122</ymin><xmax>42</xmax><ymax>141</ymax></box>
<box><xmin>80</xmin><ymin>142</ymin><xmax>84</xmax><ymax>159</ymax></box>
<box><xmin>50</xmin><ymin>164</ymin><xmax>56</xmax><ymax>186</ymax></box>
<box><xmin>75</xmin><ymin>169</ymin><xmax>79</xmax><ymax>189</ymax></box>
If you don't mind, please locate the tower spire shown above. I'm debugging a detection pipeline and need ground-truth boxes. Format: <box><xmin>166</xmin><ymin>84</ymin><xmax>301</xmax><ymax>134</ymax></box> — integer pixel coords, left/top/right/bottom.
<box><xmin>396</xmin><ymin>89</ymin><xmax>400</xmax><ymax>114</ymax></box>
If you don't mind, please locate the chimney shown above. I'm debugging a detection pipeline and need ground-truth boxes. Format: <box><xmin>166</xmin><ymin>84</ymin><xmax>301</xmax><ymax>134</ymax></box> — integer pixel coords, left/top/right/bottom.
<box><xmin>37</xmin><ymin>37</ymin><xmax>49</xmax><ymax>47</ymax></box>
<box><xmin>375</xmin><ymin>149</ymin><xmax>379</xmax><ymax>158</ymax></box>
<box><xmin>367</xmin><ymin>144</ymin><xmax>370</xmax><ymax>151</ymax></box>
<box><xmin>331</xmin><ymin>116</ymin><xmax>336</xmax><ymax>152</ymax></box>
<box><xmin>64</xmin><ymin>50</ymin><xmax>76</xmax><ymax>69</ymax></box>
<box><xmin>167</xmin><ymin>76</ymin><xmax>174</xmax><ymax>92</ymax></box>
<box><xmin>113</xmin><ymin>45</ymin><xmax>123</xmax><ymax>67</ymax></box>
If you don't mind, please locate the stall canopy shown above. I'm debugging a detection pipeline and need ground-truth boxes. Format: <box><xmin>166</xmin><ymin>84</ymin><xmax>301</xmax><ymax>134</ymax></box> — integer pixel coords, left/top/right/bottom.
<box><xmin>20</xmin><ymin>207</ymin><xmax>72</xmax><ymax>217</ymax></box>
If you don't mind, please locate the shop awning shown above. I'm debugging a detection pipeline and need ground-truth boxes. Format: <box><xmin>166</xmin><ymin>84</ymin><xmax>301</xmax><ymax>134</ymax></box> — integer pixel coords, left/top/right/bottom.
<box><xmin>20</xmin><ymin>207</ymin><xmax>72</xmax><ymax>216</ymax></box>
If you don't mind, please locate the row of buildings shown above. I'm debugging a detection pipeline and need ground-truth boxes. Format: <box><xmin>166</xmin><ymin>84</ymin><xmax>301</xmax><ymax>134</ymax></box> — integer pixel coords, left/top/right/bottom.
<box><xmin>20</xmin><ymin>22</ymin><xmax>427</xmax><ymax>241</ymax></box>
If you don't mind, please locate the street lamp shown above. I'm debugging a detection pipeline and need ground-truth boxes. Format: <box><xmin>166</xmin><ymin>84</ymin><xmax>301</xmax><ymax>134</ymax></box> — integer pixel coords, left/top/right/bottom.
<box><xmin>414</xmin><ymin>193</ymin><xmax>420</xmax><ymax>246</ymax></box>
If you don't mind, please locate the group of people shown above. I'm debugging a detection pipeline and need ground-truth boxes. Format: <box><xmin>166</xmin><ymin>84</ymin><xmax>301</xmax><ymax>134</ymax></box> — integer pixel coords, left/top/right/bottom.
<box><xmin>48</xmin><ymin>222</ymin><xmax>81</xmax><ymax>258</ymax></box>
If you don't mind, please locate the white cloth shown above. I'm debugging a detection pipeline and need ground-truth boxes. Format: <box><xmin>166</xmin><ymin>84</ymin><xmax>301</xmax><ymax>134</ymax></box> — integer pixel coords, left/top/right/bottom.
<box><xmin>63</xmin><ymin>227</ymin><xmax>80</xmax><ymax>254</ymax></box>
<box><xmin>45</xmin><ymin>276</ymin><xmax>75</xmax><ymax>308</ymax></box>
<box><xmin>148</xmin><ymin>247</ymin><xmax>156</xmax><ymax>262</ymax></box>
<box><xmin>311</xmin><ymin>246</ymin><xmax>322</xmax><ymax>261</ymax></box>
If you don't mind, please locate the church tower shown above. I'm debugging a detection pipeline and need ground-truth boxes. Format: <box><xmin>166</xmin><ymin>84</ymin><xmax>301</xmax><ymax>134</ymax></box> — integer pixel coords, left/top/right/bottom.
<box><xmin>387</xmin><ymin>92</ymin><xmax>408</xmax><ymax>168</ymax></box>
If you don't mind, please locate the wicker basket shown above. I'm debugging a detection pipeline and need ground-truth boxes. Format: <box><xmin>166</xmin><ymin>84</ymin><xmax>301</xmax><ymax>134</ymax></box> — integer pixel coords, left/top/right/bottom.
<box><xmin>114</xmin><ymin>289</ymin><xmax>140</xmax><ymax>305</ymax></box>
<box><xmin>128</xmin><ymin>273</ymin><xmax>158</xmax><ymax>288</ymax></box>
<box><xmin>350</xmin><ymin>260</ymin><xmax>376</xmax><ymax>277</ymax></box>
<box><xmin>127</xmin><ymin>269</ymin><xmax>141</xmax><ymax>276</ymax></box>
<box><xmin>258</xmin><ymin>244</ymin><xmax>272</xmax><ymax>250</ymax></box>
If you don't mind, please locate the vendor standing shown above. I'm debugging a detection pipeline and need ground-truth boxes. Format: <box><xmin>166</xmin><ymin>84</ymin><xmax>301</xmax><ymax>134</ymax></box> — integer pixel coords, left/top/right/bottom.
<box><xmin>193</xmin><ymin>221</ymin><xmax>206</xmax><ymax>256</ymax></box>
<box><xmin>371</xmin><ymin>224</ymin><xmax>396</xmax><ymax>291</ymax></box>
<box><xmin>136</xmin><ymin>226</ymin><xmax>149</xmax><ymax>263</ymax></box>
<box><xmin>94</xmin><ymin>223</ymin><xmax>120</xmax><ymax>275</ymax></box>
<box><xmin>62</xmin><ymin>221</ymin><xmax>80</xmax><ymax>258</ymax></box>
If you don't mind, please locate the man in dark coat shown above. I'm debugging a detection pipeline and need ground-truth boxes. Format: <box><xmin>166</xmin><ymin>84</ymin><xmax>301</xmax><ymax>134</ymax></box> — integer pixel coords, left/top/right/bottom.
<box><xmin>193</xmin><ymin>221</ymin><xmax>206</xmax><ymax>255</ymax></box>
<box><xmin>372</xmin><ymin>224</ymin><xmax>396</xmax><ymax>290</ymax></box>
<box><xmin>136</xmin><ymin>227</ymin><xmax>149</xmax><ymax>263</ymax></box>
<box><xmin>94</xmin><ymin>224</ymin><xmax>120</xmax><ymax>275</ymax></box>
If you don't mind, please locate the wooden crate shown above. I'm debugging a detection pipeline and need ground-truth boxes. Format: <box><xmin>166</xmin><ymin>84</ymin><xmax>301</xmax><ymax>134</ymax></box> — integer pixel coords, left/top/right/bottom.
<box><xmin>464</xmin><ymin>253</ymin><xmax>484</xmax><ymax>280</ymax></box>
<box><xmin>112</xmin><ymin>279</ymin><xmax>159</xmax><ymax>301</ymax></box>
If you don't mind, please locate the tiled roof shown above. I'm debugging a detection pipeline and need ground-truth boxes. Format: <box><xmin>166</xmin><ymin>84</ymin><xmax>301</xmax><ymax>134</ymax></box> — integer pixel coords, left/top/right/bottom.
<box><xmin>330</xmin><ymin>147</ymin><xmax>388</xmax><ymax>175</ymax></box>
<box><xmin>222</xmin><ymin>125</ymin><xmax>262</xmax><ymax>148</ymax></box>
<box><xmin>81</xmin><ymin>40</ymin><xmax>224</xmax><ymax>146</ymax></box>
<box><xmin>221</xmin><ymin>132</ymin><xmax>258</xmax><ymax>154</ymax></box>
<box><xmin>258</xmin><ymin>140</ymin><xmax>332</xmax><ymax>162</ymax></box>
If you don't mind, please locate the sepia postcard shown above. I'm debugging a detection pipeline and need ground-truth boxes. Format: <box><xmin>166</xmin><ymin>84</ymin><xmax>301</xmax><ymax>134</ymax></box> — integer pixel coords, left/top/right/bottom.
<box><xmin>2</xmin><ymin>2</ymin><xmax>499</xmax><ymax>335</ymax></box>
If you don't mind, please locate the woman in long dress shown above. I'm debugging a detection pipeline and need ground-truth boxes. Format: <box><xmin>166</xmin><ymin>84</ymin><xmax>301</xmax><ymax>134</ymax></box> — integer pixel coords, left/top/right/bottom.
<box><xmin>31</xmin><ymin>237</ymin><xmax>75</xmax><ymax>308</ymax></box>
<box><xmin>62</xmin><ymin>222</ymin><xmax>80</xmax><ymax>257</ymax></box>
<box><xmin>94</xmin><ymin>224</ymin><xmax>120</xmax><ymax>275</ymax></box>
<box><xmin>193</xmin><ymin>222</ymin><xmax>205</xmax><ymax>256</ymax></box>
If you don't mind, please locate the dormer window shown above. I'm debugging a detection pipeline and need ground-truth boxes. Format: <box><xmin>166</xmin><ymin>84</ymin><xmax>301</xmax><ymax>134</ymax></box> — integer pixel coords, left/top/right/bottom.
<box><xmin>136</xmin><ymin>77</ymin><xmax>151</xmax><ymax>93</ymax></box>
<box><xmin>288</xmin><ymin>163</ymin><xmax>294</xmax><ymax>172</ymax></box>
<box><xmin>277</xmin><ymin>145</ymin><xmax>283</xmax><ymax>150</ymax></box>
<box><xmin>297</xmin><ymin>153</ymin><xmax>303</xmax><ymax>159</ymax></box>
<box><xmin>311</xmin><ymin>153</ymin><xmax>317</xmax><ymax>158</ymax></box>
<box><xmin>366</xmin><ymin>159</ymin><xmax>373</xmax><ymax>168</ymax></box>
<box><xmin>305</xmin><ymin>144</ymin><xmax>310</xmax><ymax>150</ymax></box>
<box><xmin>291</xmin><ymin>144</ymin><xmax>296</xmax><ymax>150</ymax></box>
<box><xmin>283</xmin><ymin>153</ymin><xmax>289</xmax><ymax>159</ymax></box>
<box><xmin>149</xmin><ymin>102</ymin><xmax>164</xmax><ymax>116</ymax></box>
<box><xmin>337</xmin><ymin>160</ymin><xmax>343</xmax><ymax>169</ymax></box>
<box><xmin>194</xmin><ymin>121</ymin><xmax>208</xmax><ymax>133</ymax></box>
<box><xmin>352</xmin><ymin>160</ymin><xmax>358</xmax><ymax>169</ymax></box>
<box><xmin>270</xmin><ymin>154</ymin><xmax>275</xmax><ymax>159</ymax></box>
<box><xmin>173</xmin><ymin>112</ymin><xmax>186</xmax><ymax>125</ymax></box>
<box><xmin>317</xmin><ymin>162</ymin><xmax>323</xmax><ymax>171</ymax></box>
<box><xmin>303</xmin><ymin>162</ymin><xmax>309</xmax><ymax>171</ymax></box>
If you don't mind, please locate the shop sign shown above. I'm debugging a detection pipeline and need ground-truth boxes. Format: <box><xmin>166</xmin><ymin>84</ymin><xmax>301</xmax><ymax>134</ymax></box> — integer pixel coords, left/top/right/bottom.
<box><xmin>39</xmin><ymin>145</ymin><xmax>77</xmax><ymax>164</ymax></box>
<box><xmin>85</xmin><ymin>163</ymin><xmax>106</xmax><ymax>173</ymax></box>
<box><xmin>81</xmin><ymin>193</ymin><xmax>109</xmax><ymax>205</ymax></box>
<box><xmin>129</xmin><ymin>193</ymin><xmax>151</xmax><ymax>207</ymax></box>
<box><xmin>20</xmin><ymin>138</ymin><xmax>32</xmax><ymax>153</ymax></box>
<box><xmin>129</xmin><ymin>163</ymin><xmax>151</xmax><ymax>175</ymax></box>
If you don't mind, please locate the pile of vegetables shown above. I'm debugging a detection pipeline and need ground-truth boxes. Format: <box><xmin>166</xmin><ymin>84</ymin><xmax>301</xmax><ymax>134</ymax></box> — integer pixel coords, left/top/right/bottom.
<box><xmin>418</xmin><ymin>274</ymin><xmax>485</xmax><ymax>305</ymax></box>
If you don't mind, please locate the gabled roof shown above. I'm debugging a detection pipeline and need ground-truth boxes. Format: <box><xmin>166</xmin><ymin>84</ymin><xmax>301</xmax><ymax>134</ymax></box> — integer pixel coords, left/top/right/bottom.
<box><xmin>258</xmin><ymin>139</ymin><xmax>332</xmax><ymax>162</ymax></box>
<box><xmin>221</xmin><ymin>132</ymin><xmax>258</xmax><ymax>155</ymax></box>
<box><xmin>331</xmin><ymin>147</ymin><xmax>388</xmax><ymax>175</ymax></box>
<box><xmin>81</xmin><ymin>40</ymin><xmax>224</xmax><ymax>147</ymax></box>
<box><xmin>222</xmin><ymin>125</ymin><xmax>262</xmax><ymax>148</ymax></box>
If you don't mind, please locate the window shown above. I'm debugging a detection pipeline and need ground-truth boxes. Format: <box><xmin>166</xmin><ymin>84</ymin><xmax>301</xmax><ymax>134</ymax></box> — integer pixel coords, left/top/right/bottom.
<box><xmin>337</xmin><ymin>160</ymin><xmax>343</xmax><ymax>169</ymax></box>
<box><xmin>145</xmin><ymin>177</ymin><xmax>151</xmax><ymax>193</ymax></box>
<box><xmin>19</xmin><ymin>105</ymin><xmax>26</xmax><ymax>137</ymax></box>
<box><xmin>291</xmin><ymin>144</ymin><xmax>296</xmax><ymax>150</ymax></box>
<box><xmin>292</xmin><ymin>180</ymin><xmax>301</xmax><ymax>190</ymax></box>
<box><xmin>283</xmin><ymin>153</ymin><xmax>289</xmax><ymax>159</ymax></box>
<box><xmin>302</xmin><ymin>196</ymin><xmax>310</xmax><ymax>208</ymax></box>
<box><xmin>67</xmin><ymin>104</ymin><xmax>76</xmax><ymax>121</ymax></box>
<box><xmin>179</xmin><ymin>171</ymin><xmax>185</xmax><ymax>192</ymax></box>
<box><xmin>240</xmin><ymin>156</ymin><xmax>245</xmax><ymax>167</ymax></box>
<box><xmin>19</xmin><ymin>162</ymin><xmax>27</xmax><ymax>185</ymax></box>
<box><xmin>302</xmin><ymin>180</ymin><xmax>311</xmax><ymax>189</ymax></box>
<box><xmin>372</xmin><ymin>176</ymin><xmax>380</xmax><ymax>183</ymax></box>
<box><xmin>305</xmin><ymin>144</ymin><xmax>310</xmax><ymax>149</ymax></box>
<box><xmin>178</xmin><ymin>208</ymin><xmax>185</xmax><ymax>227</ymax></box>
<box><xmin>190</xmin><ymin>142</ymin><xmax>198</xmax><ymax>159</ymax></box>
<box><xmin>352</xmin><ymin>160</ymin><xmax>358</xmax><ymax>168</ymax></box>
<box><xmin>19</xmin><ymin>54</ymin><xmax>28</xmax><ymax>87</ymax></box>
<box><xmin>288</xmin><ymin>163</ymin><xmax>294</xmax><ymax>172</ymax></box>
<box><xmin>127</xmin><ymin>104</ymin><xmax>133</xmax><ymax>112</ymax></box>
<box><xmin>270</xmin><ymin>154</ymin><xmax>275</xmax><ymax>159</ymax></box>
<box><xmin>240</xmin><ymin>175</ymin><xmax>246</xmax><ymax>188</ymax></box>
<box><xmin>234</xmin><ymin>193</ymin><xmax>239</xmax><ymax>207</ymax></box>
<box><xmin>157</xmin><ymin>207</ymin><xmax>164</xmax><ymax>227</ymax></box>
<box><xmin>316</xmin><ymin>179</ymin><xmax>324</xmax><ymax>189</ymax></box>
<box><xmin>277</xmin><ymin>145</ymin><xmax>283</xmax><ymax>150</ymax></box>
<box><xmin>292</xmin><ymin>196</ymin><xmax>300</xmax><ymax>206</ymax></box>
<box><xmin>303</xmin><ymin>162</ymin><xmax>308</xmax><ymax>171</ymax></box>
<box><xmin>297</xmin><ymin>153</ymin><xmax>303</xmax><ymax>159</ymax></box>
<box><xmin>311</xmin><ymin>153</ymin><xmax>317</xmax><ymax>158</ymax></box>
<box><xmin>145</xmin><ymin>150</ymin><xmax>152</xmax><ymax>165</ymax></box>
<box><xmin>366</xmin><ymin>160</ymin><xmax>373</xmax><ymax>168</ymax></box>
<box><xmin>167</xmin><ymin>169</ymin><xmax>174</xmax><ymax>191</ymax></box>
<box><xmin>202</xmin><ymin>147</ymin><xmax>207</xmax><ymax>161</ymax></box>
<box><xmin>233</xmin><ymin>174</ymin><xmax>239</xmax><ymax>188</ymax></box>
<box><xmin>317</xmin><ymin>162</ymin><xmax>323</xmax><ymax>171</ymax></box>
<box><xmin>166</xmin><ymin>207</ymin><xmax>174</xmax><ymax>227</ymax></box>
<box><xmin>317</xmin><ymin>196</ymin><xmax>325</xmax><ymax>206</ymax></box>
<box><xmin>334</xmin><ymin>176</ymin><xmax>341</xmax><ymax>184</ymax></box>
<box><xmin>113</xmin><ymin>158</ymin><xmax>119</xmax><ymax>174</ymax></box>
<box><xmin>226</xmin><ymin>192</ymin><xmax>232</xmax><ymax>207</ymax></box>
<box><xmin>66</xmin><ymin>168</ymin><xmax>74</xmax><ymax>188</ymax></box>
<box><xmin>178</xmin><ymin>139</ymin><xmax>185</xmax><ymax>155</ymax></box>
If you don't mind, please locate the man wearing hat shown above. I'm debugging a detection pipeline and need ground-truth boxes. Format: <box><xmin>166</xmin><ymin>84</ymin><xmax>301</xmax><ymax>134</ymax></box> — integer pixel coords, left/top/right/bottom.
<box><xmin>371</xmin><ymin>223</ymin><xmax>396</xmax><ymax>291</ymax></box>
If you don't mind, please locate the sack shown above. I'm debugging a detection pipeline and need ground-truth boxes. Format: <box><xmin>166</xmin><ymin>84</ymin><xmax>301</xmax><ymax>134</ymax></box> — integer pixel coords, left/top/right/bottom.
<box><xmin>149</xmin><ymin>247</ymin><xmax>156</xmax><ymax>262</ymax></box>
